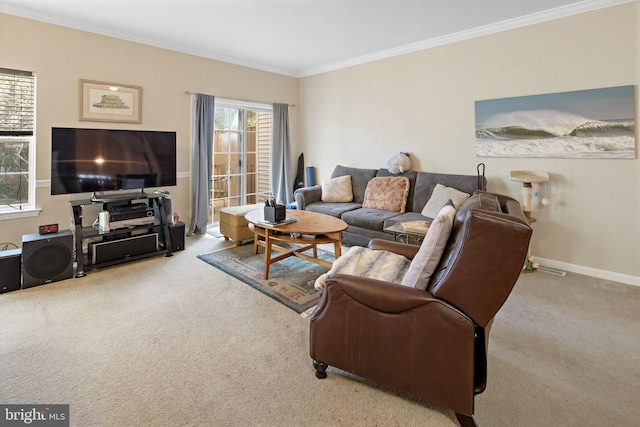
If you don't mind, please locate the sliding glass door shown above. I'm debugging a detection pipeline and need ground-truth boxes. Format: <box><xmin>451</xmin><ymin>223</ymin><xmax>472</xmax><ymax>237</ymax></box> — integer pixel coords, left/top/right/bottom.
<box><xmin>211</xmin><ymin>101</ymin><xmax>272</xmax><ymax>224</ymax></box>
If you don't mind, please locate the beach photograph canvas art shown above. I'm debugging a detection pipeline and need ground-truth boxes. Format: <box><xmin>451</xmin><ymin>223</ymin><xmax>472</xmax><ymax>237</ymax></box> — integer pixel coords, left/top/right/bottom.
<box><xmin>475</xmin><ymin>85</ymin><xmax>635</xmax><ymax>159</ymax></box>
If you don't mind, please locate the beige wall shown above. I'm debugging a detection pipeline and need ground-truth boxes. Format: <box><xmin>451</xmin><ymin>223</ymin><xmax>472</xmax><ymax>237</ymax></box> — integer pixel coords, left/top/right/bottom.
<box><xmin>1</xmin><ymin>4</ymin><xmax>638</xmax><ymax>284</ymax></box>
<box><xmin>299</xmin><ymin>3</ymin><xmax>639</xmax><ymax>283</ymax></box>
<box><xmin>0</xmin><ymin>13</ymin><xmax>298</xmax><ymax>245</ymax></box>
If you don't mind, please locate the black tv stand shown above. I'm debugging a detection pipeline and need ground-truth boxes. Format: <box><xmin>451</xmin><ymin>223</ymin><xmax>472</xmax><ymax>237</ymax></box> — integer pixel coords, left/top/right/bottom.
<box><xmin>70</xmin><ymin>193</ymin><xmax>179</xmax><ymax>277</ymax></box>
<box><xmin>90</xmin><ymin>190</ymin><xmax>148</xmax><ymax>203</ymax></box>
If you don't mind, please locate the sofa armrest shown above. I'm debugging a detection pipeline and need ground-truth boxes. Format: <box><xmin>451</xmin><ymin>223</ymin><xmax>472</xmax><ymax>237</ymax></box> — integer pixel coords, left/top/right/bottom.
<box><xmin>368</xmin><ymin>238</ymin><xmax>420</xmax><ymax>260</ymax></box>
<box><xmin>294</xmin><ymin>185</ymin><xmax>322</xmax><ymax>210</ymax></box>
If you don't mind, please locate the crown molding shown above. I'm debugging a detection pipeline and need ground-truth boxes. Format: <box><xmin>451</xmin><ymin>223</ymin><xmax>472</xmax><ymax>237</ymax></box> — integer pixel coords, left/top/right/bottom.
<box><xmin>298</xmin><ymin>0</ymin><xmax>635</xmax><ymax>77</ymax></box>
<box><xmin>0</xmin><ymin>2</ymin><xmax>300</xmax><ymax>77</ymax></box>
<box><xmin>1</xmin><ymin>0</ymin><xmax>633</xmax><ymax>78</ymax></box>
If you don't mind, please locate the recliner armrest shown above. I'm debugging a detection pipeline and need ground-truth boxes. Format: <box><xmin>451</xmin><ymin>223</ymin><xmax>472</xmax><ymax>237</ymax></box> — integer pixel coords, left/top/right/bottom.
<box><xmin>317</xmin><ymin>274</ymin><xmax>440</xmax><ymax>314</ymax></box>
<box><xmin>368</xmin><ymin>239</ymin><xmax>420</xmax><ymax>260</ymax></box>
<box><xmin>309</xmin><ymin>272</ymin><xmax>478</xmax><ymax>416</ymax></box>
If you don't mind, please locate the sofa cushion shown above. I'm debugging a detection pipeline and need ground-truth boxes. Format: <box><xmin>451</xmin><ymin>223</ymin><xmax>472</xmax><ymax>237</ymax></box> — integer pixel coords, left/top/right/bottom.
<box><xmin>421</xmin><ymin>183</ymin><xmax>471</xmax><ymax>219</ymax></box>
<box><xmin>362</xmin><ymin>176</ymin><xmax>410</xmax><ymax>213</ymax></box>
<box><xmin>401</xmin><ymin>201</ymin><xmax>456</xmax><ymax>290</ymax></box>
<box><xmin>412</xmin><ymin>172</ymin><xmax>480</xmax><ymax>213</ymax></box>
<box><xmin>322</xmin><ymin>175</ymin><xmax>353</xmax><ymax>202</ymax></box>
<box><xmin>331</xmin><ymin>165</ymin><xmax>378</xmax><ymax>204</ymax></box>
<box><xmin>341</xmin><ymin>208</ymin><xmax>401</xmax><ymax>232</ymax></box>
<box><xmin>306</xmin><ymin>202</ymin><xmax>361</xmax><ymax>218</ymax></box>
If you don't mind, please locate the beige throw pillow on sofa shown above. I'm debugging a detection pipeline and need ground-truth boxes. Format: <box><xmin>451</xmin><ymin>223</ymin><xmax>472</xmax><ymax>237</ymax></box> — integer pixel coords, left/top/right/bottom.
<box><xmin>421</xmin><ymin>183</ymin><xmax>470</xmax><ymax>219</ymax></box>
<box><xmin>322</xmin><ymin>175</ymin><xmax>353</xmax><ymax>202</ymax></box>
<box><xmin>402</xmin><ymin>200</ymin><xmax>457</xmax><ymax>290</ymax></box>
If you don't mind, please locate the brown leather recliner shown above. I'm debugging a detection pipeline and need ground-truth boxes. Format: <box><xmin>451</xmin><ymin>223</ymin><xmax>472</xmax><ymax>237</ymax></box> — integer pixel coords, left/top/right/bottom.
<box><xmin>309</xmin><ymin>191</ymin><xmax>532</xmax><ymax>426</ymax></box>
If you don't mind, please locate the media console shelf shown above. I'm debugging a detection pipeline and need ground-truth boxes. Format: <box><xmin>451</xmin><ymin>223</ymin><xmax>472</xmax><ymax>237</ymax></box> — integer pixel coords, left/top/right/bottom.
<box><xmin>70</xmin><ymin>194</ymin><xmax>176</xmax><ymax>277</ymax></box>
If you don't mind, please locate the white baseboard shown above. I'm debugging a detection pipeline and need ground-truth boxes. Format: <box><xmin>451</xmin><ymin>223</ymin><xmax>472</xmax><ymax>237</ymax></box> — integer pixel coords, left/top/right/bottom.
<box><xmin>530</xmin><ymin>256</ymin><xmax>640</xmax><ymax>287</ymax></box>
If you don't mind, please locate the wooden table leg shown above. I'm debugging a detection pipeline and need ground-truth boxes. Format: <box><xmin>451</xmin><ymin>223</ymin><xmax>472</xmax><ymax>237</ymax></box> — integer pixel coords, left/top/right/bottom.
<box><xmin>263</xmin><ymin>228</ymin><xmax>272</xmax><ymax>279</ymax></box>
<box><xmin>250</xmin><ymin>224</ymin><xmax>259</xmax><ymax>254</ymax></box>
<box><xmin>328</xmin><ymin>231</ymin><xmax>342</xmax><ymax>259</ymax></box>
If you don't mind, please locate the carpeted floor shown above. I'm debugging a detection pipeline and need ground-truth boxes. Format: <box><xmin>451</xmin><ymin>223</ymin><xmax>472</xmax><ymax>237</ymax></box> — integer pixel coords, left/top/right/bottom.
<box><xmin>1</xmin><ymin>233</ymin><xmax>639</xmax><ymax>426</ymax></box>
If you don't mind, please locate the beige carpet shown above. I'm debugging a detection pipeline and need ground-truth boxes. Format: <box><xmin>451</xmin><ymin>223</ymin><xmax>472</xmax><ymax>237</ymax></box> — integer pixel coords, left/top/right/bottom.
<box><xmin>1</xmin><ymin>233</ymin><xmax>639</xmax><ymax>426</ymax></box>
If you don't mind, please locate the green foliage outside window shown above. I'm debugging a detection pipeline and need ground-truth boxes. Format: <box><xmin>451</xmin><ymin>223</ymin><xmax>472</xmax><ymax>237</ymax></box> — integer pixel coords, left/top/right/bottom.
<box><xmin>0</xmin><ymin>68</ymin><xmax>34</xmax><ymax>209</ymax></box>
<box><xmin>0</xmin><ymin>140</ymin><xmax>29</xmax><ymax>205</ymax></box>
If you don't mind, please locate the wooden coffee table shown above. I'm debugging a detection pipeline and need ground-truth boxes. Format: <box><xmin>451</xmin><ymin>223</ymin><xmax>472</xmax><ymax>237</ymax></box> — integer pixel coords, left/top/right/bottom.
<box><xmin>245</xmin><ymin>209</ymin><xmax>348</xmax><ymax>279</ymax></box>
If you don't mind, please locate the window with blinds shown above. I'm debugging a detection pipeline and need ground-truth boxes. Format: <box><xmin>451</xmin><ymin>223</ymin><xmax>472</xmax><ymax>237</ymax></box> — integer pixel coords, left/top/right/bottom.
<box><xmin>0</xmin><ymin>68</ymin><xmax>35</xmax><ymax>136</ymax></box>
<box><xmin>0</xmin><ymin>68</ymin><xmax>35</xmax><ymax>212</ymax></box>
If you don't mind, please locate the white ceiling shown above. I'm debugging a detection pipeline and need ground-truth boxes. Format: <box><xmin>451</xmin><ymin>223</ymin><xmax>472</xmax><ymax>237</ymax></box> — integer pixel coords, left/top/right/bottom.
<box><xmin>0</xmin><ymin>0</ymin><xmax>632</xmax><ymax>77</ymax></box>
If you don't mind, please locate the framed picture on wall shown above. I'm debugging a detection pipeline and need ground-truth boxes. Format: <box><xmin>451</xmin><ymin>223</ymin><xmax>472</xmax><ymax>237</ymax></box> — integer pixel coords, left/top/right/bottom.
<box><xmin>475</xmin><ymin>85</ymin><xmax>635</xmax><ymax>159</ymax></box>
<box><xmin>79</xmin><ymin>79</ymin><xmax>142</xmax><ymax>123</ymax></box>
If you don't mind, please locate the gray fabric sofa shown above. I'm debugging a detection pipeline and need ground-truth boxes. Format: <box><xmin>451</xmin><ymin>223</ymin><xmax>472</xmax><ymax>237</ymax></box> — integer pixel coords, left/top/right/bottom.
<box><xmin>294</xmin><ymin>165</ymin><xmax>484</xmax><ymax>246</ymax></box>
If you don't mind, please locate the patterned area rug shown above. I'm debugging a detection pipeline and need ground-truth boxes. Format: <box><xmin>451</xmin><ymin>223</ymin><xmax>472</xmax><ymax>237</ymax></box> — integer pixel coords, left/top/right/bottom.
<box><xmin>197</xmin><ymin>244</ymin><xmax>331</xmax><ymax>314</ymax></box>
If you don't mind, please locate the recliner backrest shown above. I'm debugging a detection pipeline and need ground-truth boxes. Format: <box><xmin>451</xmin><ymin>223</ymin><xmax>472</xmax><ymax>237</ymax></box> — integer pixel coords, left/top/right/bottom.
<box><xmin>427</xmin><ymin>191</ymin><xmax>532</xmax><ymax>327</ymax></box>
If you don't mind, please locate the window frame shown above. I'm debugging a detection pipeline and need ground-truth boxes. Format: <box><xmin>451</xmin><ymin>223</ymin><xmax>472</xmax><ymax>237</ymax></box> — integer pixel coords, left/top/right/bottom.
<box><xmin>0</xmin><ymin>68</ymin><xmax>38</xmax><ymax>218</ymax></box>
<box><xmin>213</xmin><ymin>99</ymin><xmax>273</xmax><ymax>205</ymax></box>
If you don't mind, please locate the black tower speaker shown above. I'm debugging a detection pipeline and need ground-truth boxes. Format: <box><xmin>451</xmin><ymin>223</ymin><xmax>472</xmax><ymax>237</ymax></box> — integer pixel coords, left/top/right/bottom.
<box><xmin>22</xmin><ymin>230</ymin><xmax>74</xmax><ymax>289</ymax></box>
<box><xmin>0</xmin><ymin>248</ymin><xmax>22</xmax><ymax>293</ymax></box>
<box><xmin>153</xmin><ymin>222</ymin><xmax>185</xmax><ymax>252</ymax></box>
<box><xmin>168</xmin><ymin>222</ymin><xmax>185</xmax><ymax>251</ymax></box>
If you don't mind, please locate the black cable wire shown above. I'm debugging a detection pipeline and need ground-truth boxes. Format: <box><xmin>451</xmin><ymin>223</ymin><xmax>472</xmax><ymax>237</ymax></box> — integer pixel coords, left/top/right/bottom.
<box><xmin>1</xmin><ymin>242</ymin><xmax>19</xmax><ymax>251</ymax></box>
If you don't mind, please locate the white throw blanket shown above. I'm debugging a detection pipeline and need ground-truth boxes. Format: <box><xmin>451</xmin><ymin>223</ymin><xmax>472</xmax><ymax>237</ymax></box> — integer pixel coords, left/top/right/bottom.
<box><xmin>314</xmin><ymin>246</ymin><xmax>412</xmax><ymax>290</ymax></box>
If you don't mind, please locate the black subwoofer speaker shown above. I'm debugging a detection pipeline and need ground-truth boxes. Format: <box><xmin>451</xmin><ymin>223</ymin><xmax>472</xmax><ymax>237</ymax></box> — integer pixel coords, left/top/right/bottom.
<box><xmin>0</xmin><ymin>248</ymin><xmax>22</xmax><ymax>293</ymax></box>
<box><xmin>22</xmin><ymin>230</ymin><xmax>74</xmax><ymax>288</ymax></box>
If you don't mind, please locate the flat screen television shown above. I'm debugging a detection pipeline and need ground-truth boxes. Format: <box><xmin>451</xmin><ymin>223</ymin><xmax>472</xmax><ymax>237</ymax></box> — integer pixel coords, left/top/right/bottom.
<box><xmin>51</xmin><ymin>127</ymin><xmax>177</xmax><ymax>198</ymax></box>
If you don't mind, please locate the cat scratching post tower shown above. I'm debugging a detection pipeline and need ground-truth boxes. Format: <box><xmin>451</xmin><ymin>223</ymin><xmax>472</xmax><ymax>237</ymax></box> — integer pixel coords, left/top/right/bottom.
<box><xmin>510</xmin><ymin>170</ymin><xmax>550</xmax><ymax>272</ymax></box>
<box><xmin>509</xmin><ymin>170</ymin><xmax>549</xmax><ymax>223</ymax></box>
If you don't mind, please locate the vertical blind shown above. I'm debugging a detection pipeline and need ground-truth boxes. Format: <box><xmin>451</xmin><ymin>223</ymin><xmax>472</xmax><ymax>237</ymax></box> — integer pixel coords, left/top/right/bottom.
<box><xmin>0</xmin><ymin>68</ymin><xmax>35</xmax><ymax>136</ymax></box>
